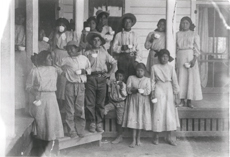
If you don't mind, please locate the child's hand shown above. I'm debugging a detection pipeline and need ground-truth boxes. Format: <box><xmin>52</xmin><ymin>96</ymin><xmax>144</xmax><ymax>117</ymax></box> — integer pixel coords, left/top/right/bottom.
<box><xmin>117</xmin><ymin>82</ymin><xmax>123</xmax><ymax>88</ymax></box>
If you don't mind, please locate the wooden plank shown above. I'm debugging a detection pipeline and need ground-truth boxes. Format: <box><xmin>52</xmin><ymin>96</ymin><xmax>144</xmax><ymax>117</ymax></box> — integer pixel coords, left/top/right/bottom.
<box><xmin>128</xmin><ymin>0</ymin><xmax>166</xmax><ymax>7</ymax></box>
<box><xmin>176</xmin><ymin>131</ymin><xmax>228</xmax><ymax>137</ymax></box>
<box><xmin>111</xmin><ymin>119</ymin><xmax>117</xmax><ymax>133</ymax></box>
<box><xmin>188</xmin><ymin>119</ymin><xmax>193</xmax><ymax>131</ymax></box>
<box><xmin>223</xmin><ymin>118</ymin><xmax>229</xmax><ymax>131</ymax></box>
<box><xmin>181</xmin><ymin>119</ymin><xmax>187</xmax><ymax>131</ymax></box>
<box><xmin>59</xmin><ymin>131</ymin><xmax>102</xmax><ymax>150</ymax></box>
<box><xmin>130</xmin><ymin>7</ymin><xmax>166</xmax><ymax>14</ymax></box>
<box><xmin>200</xmin><ymin>119</ymin><xmax>205</xmax><ymax>131</ymax></box>
<box><xmin>194</xmin><ymin>119</ymin><xmax>199</xmax><ymax>131</ymax></box>
<box><xmin>177</xmin><ymin>1</ymin><xmax>190</xmax><ymax>8</ymax></box>
<box><xmin>217</xmin><ymin>118</ymin><xmax>222</xmax><ymax>131</ymax></box>
<box><xmin>206</xmin><ymin>119</ymin><xmax>211</xmax><ymax>131</ymax></box>
<box><xmin>177</xmin><ymin>8</ymin><xmax>190</xmax><ymax>15</ymax></box>
<box><xmin>105</xmin><ymin>119</ymin><xmax>110</xmax><ymax>132</ymax></box>
<box><xmin>211</xmin><ymin>119</ymin><xmax>217</xmax><ymax>131</ymax></box>
<box><xmin>134</xmin><ymin>22</ymin><xmax>159</xmax><ymax>29</ymax></box>
<box><xmin>178</xmin><ymin>108</ymin><xmax>229</xmax><ymax>119</ymax></box>
<box><xmin>202</xmin><ymin>87</ymin><xmax>229</xmax><ymax>94</ymax></box>
<box><xmin>134</xmin><ymin>15</ymin><xmax>166</xmax><ymax>22</ymax></box>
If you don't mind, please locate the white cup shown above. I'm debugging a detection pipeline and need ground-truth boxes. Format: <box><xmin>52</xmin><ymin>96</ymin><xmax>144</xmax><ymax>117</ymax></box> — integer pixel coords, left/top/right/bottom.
<box><xmin>92</xmin><ymin>53</ymin><xmax>98</xmax><ymax>58</ymax></box>
<box><xmin>85</xmin><ymin>27</ymin><xmax>90</xmax><ymax>32</ymax></box>
<box><xmin>33</xmin><ymin>100</ymin><xmax>42</xmax><ymax>106</ymax></box>
<box><xmin>76</xmin><ymin>70</ymin><xmax>82</xmax><ymax>75</ymax></box>
<box><xmin>184</xmin><ymin>62</ymin><xmax>191</xmax><ymax>68</ymax></box>
<box><xmin>18</xmin><ymin>46</ymin><xmax>25</xmax><ymax>51</ymax></box>
<box><xmin>151</xmin><ymin>98</ymin><xmax>158</xmax><ymax>103</ymax></box>
<box><xmin>110</xmin><ymin>31</ymin><xmax>115</xmax><ymax>35</ymax></box>
<box><xmin>128</xmin><ymin>45</ymin><xmax>133</xmax><ymax>49</ymax></box>
<box><xmin>154</xmin><ymin>33</ymin><xmax>160</xmax><ymax>39</ymax></box>
<box><xmin>43</xmin><ymin>37</ymin><xmax>49</xmax><ymax>42</ymax></box>
<box><xmin>138</xmin><ymin>88</ymin><xmax>144</xmax><ymax>94</ymax></box>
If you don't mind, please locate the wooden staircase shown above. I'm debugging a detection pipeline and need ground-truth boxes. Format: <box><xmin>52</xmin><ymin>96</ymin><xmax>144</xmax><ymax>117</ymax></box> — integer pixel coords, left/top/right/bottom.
<box><xmin>58</xmin><ymin>130</ymin><xmax>103</xmax><ymax>150</ymax></box>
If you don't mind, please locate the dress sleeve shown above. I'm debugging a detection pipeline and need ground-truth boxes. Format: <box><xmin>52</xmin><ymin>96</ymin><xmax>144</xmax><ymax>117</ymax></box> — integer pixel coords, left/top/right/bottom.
<box><xmin>126</xmin><ymin>76</ymin><xmax>133</xmax><ymax>94</ymax></box>
<box><xmin>171</xmin><ymin>67</ymin><xmax>180</xmax><ymax>95</ymax></box>
<box><xmin>151</xmin><ymin>66</ymin><xmax>156</xmax><ymax>92</ymax></box>
<box><xmin>112</xmin><ymin>33</ymin><xmax>122</xmax><ymax>53</ymax></box>
<box><xmin>193</xmin><ymin>33</ymin><xmax>201</xmax><ymax>57</ymax></box>
<box><xmin>143</xmin><ymin>78</ymin><xmax>151</xmax><ymax>95</ymax></box>
<box><xmin>144</xmin><ymin>32</ymin><xmax>153</xmax><ymax>50</ymax></box>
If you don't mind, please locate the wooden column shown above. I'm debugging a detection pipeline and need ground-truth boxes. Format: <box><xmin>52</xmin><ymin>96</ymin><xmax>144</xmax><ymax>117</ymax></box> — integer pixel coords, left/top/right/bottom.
<box><xmin>166</xmin><ymin>0</ymin><xmax>177</xmax><ymax>66</ymax></box>
<box><xmin>0</xmin><ymin>0</ymin><xmax>15</xmax><ymax>140</ymax></box>
<box><xmin>26</xmin><ymin>0</ymin><xmax>38</xmax><ymax>55</ymax></box>
<box><xmin>190</xmin><ymin>0</ymin><xmax>196</xmax><ymax>23</ymax></box>
<box><xmin>75</xmin><ymin>0</ymin><xmax>84</xmax><ymax>41</ymax></box>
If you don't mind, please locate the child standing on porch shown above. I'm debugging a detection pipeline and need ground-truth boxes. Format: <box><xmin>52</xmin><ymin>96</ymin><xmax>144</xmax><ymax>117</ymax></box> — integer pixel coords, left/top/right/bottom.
<box><xmin>145</xmin><ymin>19</ymin><xmax>166</xmax><ymax>73</ymax></box>
<box><xmin>58</xmin><ymin>41</ymin><xmax>91</xmax><ymax>138</ymax></box>
<box><xmin>122</xmin><ymin>63</ymin><xmax>152</xmax><ymax>148</ymax></box>
<box><xmin>104</xmin><ymin>70</ymin><xmax>127</xmax><ymax>144</ymax></box>
<box><xmin>151</xmin><ymin>49</ymin><xmax>180</xmax><ymax>146</ymax></box>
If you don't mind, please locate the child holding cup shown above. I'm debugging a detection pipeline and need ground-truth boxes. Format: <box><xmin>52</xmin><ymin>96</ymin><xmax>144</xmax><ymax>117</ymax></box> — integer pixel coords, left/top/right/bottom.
<box><xmin>122</xmin><ymin>63</ymin><xmax>151</xmax><ymax>148</ymax></box>
<box><xmin>151</xmin><ymin>49</ymin><xmax>180</xmax><ymax>146</ymax></box>
<box><xmin>144</xmin><ymin>19</ymin><xmax>166</xmax><ymax>73</ymax></box>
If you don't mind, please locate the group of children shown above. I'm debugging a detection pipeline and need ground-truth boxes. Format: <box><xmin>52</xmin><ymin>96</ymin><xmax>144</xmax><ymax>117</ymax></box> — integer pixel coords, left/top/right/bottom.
<box><xmin>26</xmin><ymin>10</ymin><xmax>203</xmax><ymax>155</ymax></box>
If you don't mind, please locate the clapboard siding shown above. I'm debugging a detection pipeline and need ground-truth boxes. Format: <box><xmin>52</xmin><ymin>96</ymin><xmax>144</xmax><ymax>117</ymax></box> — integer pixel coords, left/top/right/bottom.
<box><xmin>58</xmin><ymin>0</ymin><xmax>74</xmax><ymax>20</ymax></box>
<box><xmin>127</xmin><ymin>0</ymin><xmax>166</xmax><ymax>7</ymax></box>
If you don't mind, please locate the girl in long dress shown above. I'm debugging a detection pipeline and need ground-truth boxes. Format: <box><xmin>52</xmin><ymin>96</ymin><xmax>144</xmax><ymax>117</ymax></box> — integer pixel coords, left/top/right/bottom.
<box><xmin>176</xmin><ymin>16</ymin><xmax>203</xmax><ymax>108</ymax></box>
<box><xmin>145</xmin><ymin>19</ymin><xmax>166</xmax><ymax>73</ymax></box>
<box><xmin>151</xmin><ymin>49</ymin><xmax>180</xmax><ymax>146</ymax></box>
<box><xmin>122</xmin><ymin>63</ymin><xmax>152</xmax><ymax>148</ymax></box>
<box><xmin>26</xmin><ymin>51</ymin><xmax>64</xmax><ymax>156</ymax></box>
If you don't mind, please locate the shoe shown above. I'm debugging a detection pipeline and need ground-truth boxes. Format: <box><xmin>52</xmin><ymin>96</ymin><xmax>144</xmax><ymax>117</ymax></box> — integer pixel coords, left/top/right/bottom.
<box><xmin>78</xmin><ymin>133</ymin><xmax>85</xmax><ymax>138</ymax></box>
<box><xmin>69</xmin><ymin>132</ymin><xmax>78</xmax><ymax>138</ymax></box>
<box><xmin>112</xmin><ymin>136</ymin><xmax>123</xmax><ymax>144</ymax></box>
<box><xmin>96</xmin><ymin>123</ymin><xmax>104</xmax><ymax>132</ymax></box>
<box><xmin>89</xmin><ymin>123</ymin><xmax>96</xmax><ymax>133</ymax></box>
<box><xmin>187</xmin><ymin>101</ymin><xmax>194</xmax><ymax>108</ymax></box>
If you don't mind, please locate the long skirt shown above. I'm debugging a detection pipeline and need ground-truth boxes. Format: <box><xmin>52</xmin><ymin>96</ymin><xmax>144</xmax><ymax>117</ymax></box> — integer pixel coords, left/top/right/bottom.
<box><xmin>152</xmin><ymin>81</ymin><xmax>180</xmax><ymax>132</ymax></box>
<box><xmin>146</xmin><ymin>50</ymin><xmax>159</xmax><ymax>73</ymax></box>
<box><xmin>30</xmin><ymin>92</ymin><xmax>64</xmax><ymax>141</ymax></box>
<box><xmin>122</xmin><ymin>93</ymin><xmax>152</xmax><ymax>130</ymax></box>
<box><xmin>176</xmin><ymin>49</ymin><xmax>203</xmax><ymax>100</ymax></box>
<box><xmin>54</xmin><ymin>48</ymin><xmax>69</xmax><ymax>100</ymax></box>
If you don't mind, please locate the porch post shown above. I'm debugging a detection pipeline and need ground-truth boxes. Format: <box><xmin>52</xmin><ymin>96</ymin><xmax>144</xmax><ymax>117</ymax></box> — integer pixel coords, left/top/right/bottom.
<box><xmin>26</xmin><ymin>0</ymin><xmax>39</xmax><ymax>56</ymax></box>
<box><xmin>166</xmin><ymin>0</ymin><xmax>177</xmax><ymax>66</ymax></box>
<box><xmin>0</xmin><ymin>0</ymin><xmax>15</xmax><ymax>141</ymax></box>
<box><xmin>75</xmin><ymin>0</ymin><xmax>84</xmax><ymax>41</ymax></box>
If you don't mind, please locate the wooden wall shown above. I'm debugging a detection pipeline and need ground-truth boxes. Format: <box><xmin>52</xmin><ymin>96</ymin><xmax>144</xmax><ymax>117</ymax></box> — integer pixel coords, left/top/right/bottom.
<box><xmin>58</xmin><ymin>0</ymin><xmax>74</xmax><ymax>20</ymax></box>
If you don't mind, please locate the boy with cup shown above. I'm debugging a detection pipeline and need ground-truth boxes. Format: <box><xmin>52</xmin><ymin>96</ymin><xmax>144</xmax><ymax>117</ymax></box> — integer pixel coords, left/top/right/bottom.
<box><xmin>59</xmin><ymin>41</ymin><xmax>91</xmax><ymax>138</ymax></box>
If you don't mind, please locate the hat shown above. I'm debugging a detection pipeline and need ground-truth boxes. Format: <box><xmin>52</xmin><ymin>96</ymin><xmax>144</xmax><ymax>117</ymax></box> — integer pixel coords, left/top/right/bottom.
<box><xmin>55</xmin><ymin>18</ymin><xmax>70</xmax><ymax>28</ymax></box>
<box><xmin>96</xmin><ymin>10</ymin><xmax>110</xmax><ymax>19</ymax></box>
<box><xmin>86</xmin><ymin>32</ymin><xmax>106</xmax><ymax>46</ymax></box>
<box><xmin>66</xmin><ymin>41</ymin><xmax>79</xmax><ymax>48</ymax></box>
<box><xmin>156</xmin><ymin>49</ymin><xmax>174</xmax><ymax>62</ymax></box>
<box><xmin>121</xmin><ymin>13</ymin><xmax>137</xmax><ymax>27</ymax></box>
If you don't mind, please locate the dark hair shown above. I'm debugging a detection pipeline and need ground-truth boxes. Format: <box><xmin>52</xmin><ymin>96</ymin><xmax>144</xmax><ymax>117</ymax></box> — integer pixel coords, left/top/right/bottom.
<box><xmin>31</xmin><ymin>51</ymin><xmax>51</xmax><ymax>66</ymax></box>
<box><xmin>87</xmin><ymin>17</ymin><xmax>97</xmax><ymax>24</ymax></box>
<box><xmin>55</xmin><ymin>18</ymin><xmax>70</xmax><ymax>28</ymax></box>
<box><xmin>115</xmin><ymin>70</ymin><xmax>125</xmax><ymax>77</ymax></box>
<box><xmin>157</xmin><ymin>49</ymin><xmax>174</xmax><ymax>62</ymax></box>
<box><xmin>179</xmin><ymin>16</ymin><xmax>195</xmax><ymax>31</ymax></box>
<box><xmin>155</xmin><ymin>19</ymin><xmax>166</xmax><ymax>32</ymax></box>
<box><xmin>135</xmin><ymin>63</ymin><xmax>147</xmax><ymax>71</ymax></box>
<box><xmin>97</xmin><ymin>13</ymin><xmax>108</xmax><ymax>21</ymax></box>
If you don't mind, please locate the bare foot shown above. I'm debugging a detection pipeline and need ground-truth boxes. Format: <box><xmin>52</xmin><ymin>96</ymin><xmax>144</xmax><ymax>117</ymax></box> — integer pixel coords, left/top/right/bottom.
<box><xmin>129</xmin><ymin>141</ymin><xmax>136</xmax><ymax>148</ymax></box>
<box><xmin>136</xmin><ymin>141</ymin><xmax>142</xmax><ymax>146</ymax></box>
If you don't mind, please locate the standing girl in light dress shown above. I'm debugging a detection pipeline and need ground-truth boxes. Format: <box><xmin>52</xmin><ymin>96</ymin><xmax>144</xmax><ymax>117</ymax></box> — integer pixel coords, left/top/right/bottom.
<box><xmin>122</xmin><ymin>63</ymin><xmax>152</xmax><ymax>148</ymax></box>
<box><xmin>26</xmin><ymin>51</ymin><xmax>64</xmax><ymax>156</ymax></box>
<box><xmin>151</xmin><ymin>49</ymin><xmax>180</xmax><ymax>146</ymax></box>
<box><xmin>145</xmin><ymin>19</ymin><xmax>166</xmax><ymax>73</ymax></box>
<box><xmin>176</xmin><ymin>16</ymin><xmax>203</xmax><ymax>108</ymax></box>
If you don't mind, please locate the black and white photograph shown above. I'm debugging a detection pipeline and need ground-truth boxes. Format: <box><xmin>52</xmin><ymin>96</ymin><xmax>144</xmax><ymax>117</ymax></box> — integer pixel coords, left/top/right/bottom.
<box><xmin>0</xmin><ymin>0</ymin><xmax>229</xmax><ymax>156</ymax></box>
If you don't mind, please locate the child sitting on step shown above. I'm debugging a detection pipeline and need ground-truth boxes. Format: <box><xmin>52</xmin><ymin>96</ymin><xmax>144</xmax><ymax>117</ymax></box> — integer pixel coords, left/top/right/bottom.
<box><xmin>104</xmin><ymin>70</ymin><xmax>127</xmax><ymax>144</ymax></box>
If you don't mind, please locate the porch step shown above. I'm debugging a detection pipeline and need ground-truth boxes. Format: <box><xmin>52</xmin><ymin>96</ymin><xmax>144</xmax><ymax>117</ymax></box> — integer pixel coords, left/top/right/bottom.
<box><xmin>58</xmin><ymin>130</ymin><xmax>103</xmax><ymax>150</ymax></box>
